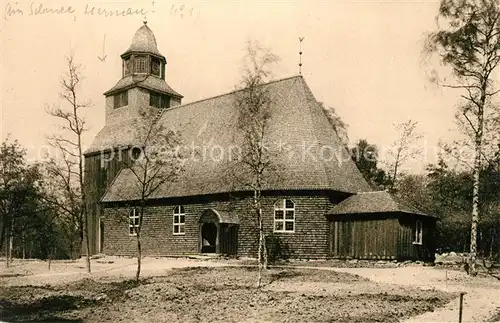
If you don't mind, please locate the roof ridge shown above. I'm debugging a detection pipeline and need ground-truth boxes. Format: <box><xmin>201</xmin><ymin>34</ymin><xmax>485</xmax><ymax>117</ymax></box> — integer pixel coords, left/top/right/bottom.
<box><xmin>156</xmin><ymin>74</ymin><xmax>303</xmax><ymax>120</ymax></box>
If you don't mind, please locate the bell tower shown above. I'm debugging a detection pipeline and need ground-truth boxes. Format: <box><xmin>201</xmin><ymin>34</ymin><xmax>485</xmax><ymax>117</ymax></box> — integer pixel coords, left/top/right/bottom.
<box><xmin>83</xmin><ymin>22</ymin><xmax>183</xmax><ymax>255</ymax></box>
<box><xmin>103</xmin><ymin>21</ymin><xmax>183</xmax><ymax>126</ymax></box>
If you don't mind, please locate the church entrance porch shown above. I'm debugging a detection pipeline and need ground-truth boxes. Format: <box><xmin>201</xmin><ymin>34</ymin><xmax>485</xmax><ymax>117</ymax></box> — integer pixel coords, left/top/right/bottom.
<box><xmin>199</xmin><ymin>209</ymin><xmax>239</xmax><ymax>255</ymax></box>
<box><xmin>201</xmin><ymin>222</ymin><xmax>217</xmax><ymax>253</ymax></box>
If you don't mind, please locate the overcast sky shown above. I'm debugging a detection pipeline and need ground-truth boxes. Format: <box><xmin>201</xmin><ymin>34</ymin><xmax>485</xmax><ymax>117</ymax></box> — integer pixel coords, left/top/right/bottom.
<box><xmin>1</xmin><ymin>0</ymin><xmax>476</xmax><ymax>174</ymax></box>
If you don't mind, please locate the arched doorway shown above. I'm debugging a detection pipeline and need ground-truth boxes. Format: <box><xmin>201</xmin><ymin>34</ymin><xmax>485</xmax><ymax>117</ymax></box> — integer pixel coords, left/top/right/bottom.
<box><xmin>201</xmin><ymin>222</ymin><xmax>217</xmax><ymax>253</ymax></box>
<box><xmin>199</xmin><ymin>209</ymin><xmax>239</xmax><ymax>255</ymax></box>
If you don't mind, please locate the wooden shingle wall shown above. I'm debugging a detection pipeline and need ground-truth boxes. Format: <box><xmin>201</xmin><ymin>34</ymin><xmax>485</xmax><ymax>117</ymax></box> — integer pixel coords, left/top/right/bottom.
<box><xmin>101</xmin><ymin>194</ymin><xmax>335</xmax><ymax>259</ymax></box>
<box><xmin>328</xmin><ymin>216</ymin><xmax>399</xmax><ymax>260</ymax></box>
<box><xmin>84</xmin><ymin>149</ymin><xmax>133</xmax><ymax>255</ymax></box>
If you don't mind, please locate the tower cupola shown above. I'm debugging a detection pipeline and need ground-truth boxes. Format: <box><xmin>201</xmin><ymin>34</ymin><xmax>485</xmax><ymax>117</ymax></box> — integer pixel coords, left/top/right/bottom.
<box><xmin>102</xmin><ymin>21</ymin><xmax>183</xmax><ymax>126</ymax></box>
<box><xmin>124</xmin><ymin>21</ymin><xmax>162</xmax><ymax>56</ymax></box>
<box><xmin>120</xmin><ymin>21</ymin><xmax>166</xmax><ymax>79</ymax></box>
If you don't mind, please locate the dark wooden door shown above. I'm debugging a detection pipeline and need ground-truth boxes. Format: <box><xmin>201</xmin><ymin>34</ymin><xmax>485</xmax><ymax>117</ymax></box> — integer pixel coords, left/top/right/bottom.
<box><xmin>219</xmin><ymin>224</ymin><xmax>238</xmax><ymax>256</ymax></box>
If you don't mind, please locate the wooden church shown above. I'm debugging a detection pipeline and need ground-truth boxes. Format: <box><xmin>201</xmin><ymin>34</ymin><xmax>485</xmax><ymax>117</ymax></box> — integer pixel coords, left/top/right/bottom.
<box><xmin>84</xmin><ymin>22</ymin><xmax>436</xmax><ymax>261</ymax></box>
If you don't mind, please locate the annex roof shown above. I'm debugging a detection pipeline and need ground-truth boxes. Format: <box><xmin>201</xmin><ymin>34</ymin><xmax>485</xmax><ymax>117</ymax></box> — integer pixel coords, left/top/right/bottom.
<box><xmin>327</xmin><ymin>191</ymin><xmax>435</xmax><ymax>217</ymax></box>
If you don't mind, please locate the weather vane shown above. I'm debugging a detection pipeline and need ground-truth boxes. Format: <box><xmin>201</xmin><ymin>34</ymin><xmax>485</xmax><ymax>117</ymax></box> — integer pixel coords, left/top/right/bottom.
<box><xmin>299</xmin><ymin>37</ymin><xmax>305</xmax><ymax>75</ymax></box>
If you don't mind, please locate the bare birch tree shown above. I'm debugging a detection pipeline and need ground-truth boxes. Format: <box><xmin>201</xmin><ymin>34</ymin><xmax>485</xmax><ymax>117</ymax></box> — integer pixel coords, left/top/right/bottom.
<box><xmin>318</xmin><ymin>102</ymin><xmax>349</xmax><ymax>147</ymax></box>
<box><xmin>233</xmin><ymin>41</ymin><xmax>279</xmax><ymax>287</ymax></box>
<box><xmin>424</xmin><ymin>0</ymin><xmax>500</xmax><ymax>275</ymax></box>
<box><xmin>387</xmin><ymin>119</ymin><xmax>423</xmax><ymax>189</ymax></box>
<box><xmin>117</xmin><ymin>109</ymin><xmax>184</xmax><ymax>281</ymax></box>
<box><xmin>45</xmin><ymin>54</ymin><xmax>92</xmax><ymax>272</ymax></box>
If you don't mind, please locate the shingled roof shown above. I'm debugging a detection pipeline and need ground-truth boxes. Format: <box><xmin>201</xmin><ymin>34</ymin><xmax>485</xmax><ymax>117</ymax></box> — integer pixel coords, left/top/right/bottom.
<box><xmin>101</xmin><ymin>75</ymin><xmax>372</xmax><ymax>202</ymax></box>
<box><xmin>103</xmin><ymin>74</ymin><xmax>183</xmax><ymax>98</ymax></box>
<box><xmin>327</xmin><ymin>191</ymin><xmax>434</xmax><ymax>217</ymax></box>
<box><xmin>122</xmin><ymin>23</ymin><xmax>162</xmax><ymax>57</ymax></box>
<box><xmin>85</xmin><ymin>117</ymin><xmax>146</xmax><ymax>155</ymax></box>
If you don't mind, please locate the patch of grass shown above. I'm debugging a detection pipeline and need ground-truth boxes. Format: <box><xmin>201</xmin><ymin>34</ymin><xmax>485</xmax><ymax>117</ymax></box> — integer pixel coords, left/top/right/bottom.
<box><xmin>0</xmin><ymin>278</ymin><xmax>152</xmax><ymax>322</ymax></box>
<box><xmin>0</xmin><ymin>294</ymin><xmax>98</xmax><ymax>322</ymax></box>
<box><xmin>269</xmin><ymin>270</ymin><xmax>302</xmax><ymax>282</ymax></box>
<box><xmin>0</xmin><ymin>267</ymin><xmax>457</xmax><ymax>322</ymax></box>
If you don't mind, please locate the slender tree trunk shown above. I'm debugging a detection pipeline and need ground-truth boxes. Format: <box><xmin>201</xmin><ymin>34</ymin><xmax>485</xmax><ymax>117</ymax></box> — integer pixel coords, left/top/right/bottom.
<box><xmin>257</xmin><ymin>214</ymin><xmax>263</xmax><ymax>288</ymax></box>
<box><xmin>489</xmin><ymin>228</ymin><xmax>494</xmax><ymax>259</ymax></box>
<box><xmin>84</xmin><ymin>210</ymin><xmax>91</xmax><ymax>273</ymax></box>
<box><xmin>0</xmin><ymin>225</ymin><xmax>5</xmax><ymax>262</ymax></box>
<box><xmin>469</xmin><ymin>92</ymin><xmax>485</xmax><ymax>277</ymax></box>
<box><xmin>261</xmin><ymin>208</ymin><xmax>268</xmax><ymax>269</ymax></box>
<box><xmin>22</xmin><ymin>232</ymin><xmax>25</xmax><ymax>260</ymax></box>
<box><xmin>5</xmin><ymin>233</ymin><xmax>9</xmax><ymax>268</ymax></box>
<box><xmin>135</xmin><ymin>232</ymin><xmax>142</xmax><ymax>282</ymax></box>
<box><xmin>135</xmin><ymin>203</ymin><xmax>145</xmax><ymax>282</ymax></box>
<box><xmin>391</xmin><ymin>161</ymin><xmax>399</xmax><ymax>189</ymax></box>
<box><xmin>8</xmin><ymin>219</ymin><xmax>13</xmax><ymax>264</ymax></box>
<box><xmin>470</xmin><ymin>147</ymin><xmax>480</xmax><ymax>276</ymax></box>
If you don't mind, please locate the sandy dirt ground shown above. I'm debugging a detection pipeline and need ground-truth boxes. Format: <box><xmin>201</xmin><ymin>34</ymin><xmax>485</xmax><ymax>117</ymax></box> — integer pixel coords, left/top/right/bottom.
<box><xmin>332</xmin><ymin>266</ymin><xmax>500</xmax><ymax>323</ymax></box>
<box><xmin>0</xmin><ymin>257</ymin><xmax>498</xmax><ymax>322</ymax></box>
<box><xmin>0</xmin><ymin>256</ymin><xmax>228</xmax><ymax>287</ymax></box>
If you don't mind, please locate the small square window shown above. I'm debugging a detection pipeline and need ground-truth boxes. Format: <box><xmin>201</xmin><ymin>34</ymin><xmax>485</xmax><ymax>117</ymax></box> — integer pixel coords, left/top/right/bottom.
<box><xmin>150</xmin><ymin>91</ymin><xmax>170</xmax><ymax>109</ymax></box>
<box><xmin>274</xmin><ymin>221</ymin><xmax>284</xmax><ymax>231</ymax></box>
<box><xmin>151</xmin><ymin>57</ymin><xmax>161</xmax><ymax>77</ymax></box>
<box><xmin>135</xmin><ymin>56</ymin><xmax>147</xmax><ymax>73</ymax></box>
<box><xmin>413</xmin><ymin>220</ymin><xmax>423</xmax><ymax>245</ymax></box>
<box><xmin>124</xmin><ymin>57</ymin><xmax>132</xmax><ymax>76</ymax></box>
<box><xmin>285</xmin><ymin>221</ymin><xmax>294</xmax><ymax>231</ymax></box>
<box><xmin>285</xmin><ymin>211</ymin><xmax>294</xmax><ymax>220</ymax></box>
<box><xmin>275</xmin><ymin>210</ymin><xmax>284</xmax><ymax>220</ymax></box>
<box><xmin>114</xmin><ymin>91</ymin><xmax>128</xmax><ymax>109</ymax></box>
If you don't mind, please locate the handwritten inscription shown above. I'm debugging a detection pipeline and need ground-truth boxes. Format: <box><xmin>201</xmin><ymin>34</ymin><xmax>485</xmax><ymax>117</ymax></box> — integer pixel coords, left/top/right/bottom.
<box><xmin>4</xmin><ymin>2</ymin><xmax>148</xmax><ymax>20</ymax></box>
<box><xmin>4</xmin><ymin>2</ymin><xmax>75</xmax><ymax>20</ymax></box>
<box><xmin>83</xmin><ymin>5</ymin><xmax>147</xmax><ymax>17</ymax></box>
<box><xmin>4</xmin><ymin>2</ymin><xmax>200</xmax><ymax>21</ymax></box>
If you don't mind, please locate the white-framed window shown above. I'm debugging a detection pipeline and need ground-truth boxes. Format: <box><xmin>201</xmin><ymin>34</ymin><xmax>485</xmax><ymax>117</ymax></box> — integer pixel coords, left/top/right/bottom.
<box><xmin>173</xmin><ymin>206</ymin><xmax>185</xmax><ymax>235</ymax></box>
<box><xmin>129</xmin><ymin>208</ymin><xmax>139</xmax><ymax>236</ymax></box>
<box><xmin>274</xmin><ymin>199</ymin><xmax>295</xmax><ymax>233</ymax></box>
<box><xmin>413</xmin><ymin>220</ymin><xmax>423</xmax><ymax>245</ymax></box>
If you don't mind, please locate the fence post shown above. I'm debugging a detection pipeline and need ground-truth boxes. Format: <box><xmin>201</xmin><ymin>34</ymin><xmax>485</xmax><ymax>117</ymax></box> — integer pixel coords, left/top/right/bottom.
<box><xmin>459</xmin><ymin>292</ymin><xmax>465</xmax><ymax>323</ymax></box>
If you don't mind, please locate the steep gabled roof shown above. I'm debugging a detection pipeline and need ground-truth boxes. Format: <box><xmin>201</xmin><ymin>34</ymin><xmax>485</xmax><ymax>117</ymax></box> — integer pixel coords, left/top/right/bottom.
<box><xmin>101</xmin><ymin>75</ymin><xmax>372</xmax><ymax>202</ymax></box>
<box><xmin>327</xmin><ymin>191</ymin><xmax>435</xmax><ymax>217</ymax></box>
